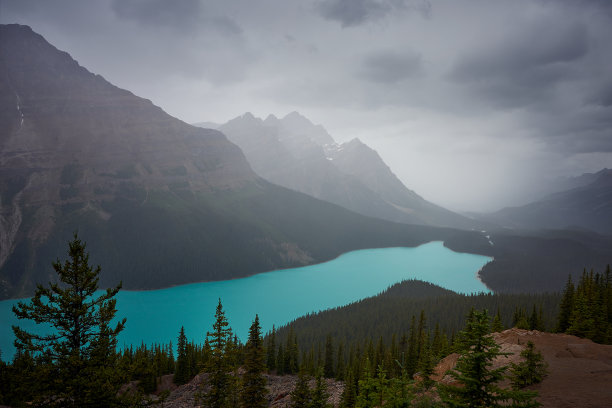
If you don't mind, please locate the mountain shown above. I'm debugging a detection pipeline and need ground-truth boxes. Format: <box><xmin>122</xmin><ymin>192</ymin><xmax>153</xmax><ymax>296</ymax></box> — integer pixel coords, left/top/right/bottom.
<box><xmin>213</xmin><ymin>112</ymin><xmax>475</xmax><ymax>229</ymax></box>
<box><xmin>481</xmin><ymin>169</ymin><xmax>612</xmax><ymax>235</ymax></box>
<box><xmin>0</xmin><ymin>24</ymin><xmax>474</xmax><ymax>300</ymax></box>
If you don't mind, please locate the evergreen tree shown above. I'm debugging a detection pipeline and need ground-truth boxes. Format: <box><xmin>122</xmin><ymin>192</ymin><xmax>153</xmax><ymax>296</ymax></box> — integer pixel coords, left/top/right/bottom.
<box><xmin>291</xmin><ymin>369</ymin><xmax>312</xmax><ymax>408</ymax></box>
<box><xmin>417</xmin><ymin>341</ymin><xmax>436</xmax><ymax>389</ymax></box>
<box><xmin>266</xmin><ymin>325</ymin><xmax>277</xmax><ymax>371</ymax></box>
<box><xmin>356</xmin><ymin>359</ymin><xmax>377</xmax><ymax>408</ymax></box>
<box><xmin>336</xmin><ymin>341</ymin><xmax>345</xmax><ymax>381</ymax></box>
<box><xmin>286</xmin><ymin>327</ymin><xmax>299</xmax><ymax>374</ymax></box>
<box><xmin>240</xmin><ymin>315</ymin><xmax>267</xmax><ymax>408</ymax></box>
<box><xmin>324</xmin><ymin>334</ymin><xmax>335</xmax><ymax>378</ymax></box>
<box><xmin>439</xmin><ymin>309</ymin><xmax>540</xmax><ymax>408</ymax></box>
<box><xmin>11</xmin><ymin>233</ymin><xmax>126</xmax><ymax>407</ymax></box>
<box><xmin>512</xmin><ymin>307</ymin><xmax>530</xmax><ymax>330</ymax></box>
<box><xmin>277</xmin><ymin>344</ymin><xmax>285</xmax><ymax>376</ymax></box>
<box><xmin>529</xmin><ymin>305</ymin><xmax>544</xmax><ymax>331</ymax></box>
<box><xmin>567</xmin><ymin>275</ymin><xmax>595</xmax><ymax>338</ymax></box>
<box><xmin>204</xmin><ymin>299</ymin><xmax>233</xmax><ymax>408</ymax></box>
<box><xmin>373</xmin><ymin>364</ymin><xmax>389</xmax><ymax>407</ymax></box>
<box><xmin>174</xmin><ymin>326</ymin><xmax>189</xmax><ymax>385</ymax></box>
<box><xmin>416</xmin><ymin>310</ymin><xmax>427</xmax><ymax>360</ymax></box>
<box><xmin>311</xmin><ymin>368</ymin><xmax>331</xmax><ymax>408</ymax></box>
<box><xmin>407</xmin><ymin>315</ymin><xmax>418</xmax><ymax>376</ymax></box>
<box><xmin>509</xmin><ymin>341</ymin><xmax>548</xmax><ymax>389</ymax></box>
<box><xmin>340</xmin><ymin>369</ymin><xmax>357</xmax><ymax>408</ymax></box>
<box><xmin>491</xmin><ymin>308</ymin><xmax>504</xmax><ymax>333</ymax></box>
<box><xmin>431</xmin><ymin>323</ymin><xmax>446</xmax><ymax>359</ymax></box>
<box><xmin>386</xmin><ymin>367</ymin><xmax>414</xmax><ymax>408</ymax></box>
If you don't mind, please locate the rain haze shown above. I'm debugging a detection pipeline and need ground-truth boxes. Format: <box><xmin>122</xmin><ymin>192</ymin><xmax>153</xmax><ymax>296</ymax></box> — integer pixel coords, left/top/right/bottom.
<box><xmin>2</xmin><ymin>0</ymin><xmax>611</xmax><ymax>212</ymax></box>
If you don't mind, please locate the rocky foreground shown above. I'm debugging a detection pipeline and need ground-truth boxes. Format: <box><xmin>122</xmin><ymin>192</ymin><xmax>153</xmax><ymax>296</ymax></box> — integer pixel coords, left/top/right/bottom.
<box><xmin>148</xmin><ymin>329</ymin><xmax>612</xmax><ymax>407</ymax></box>
<box><xmin>435</xmin><ymin>328</ymin><xmax>612</xmax><ymax>408</ymax></box>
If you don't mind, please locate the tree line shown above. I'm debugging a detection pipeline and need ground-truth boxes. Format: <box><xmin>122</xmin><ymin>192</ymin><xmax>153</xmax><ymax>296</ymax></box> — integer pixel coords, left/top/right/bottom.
<box><xmin>556</xmin><ymin>266</ymin><xmax>612</xmax><ymax>344</ymax></box>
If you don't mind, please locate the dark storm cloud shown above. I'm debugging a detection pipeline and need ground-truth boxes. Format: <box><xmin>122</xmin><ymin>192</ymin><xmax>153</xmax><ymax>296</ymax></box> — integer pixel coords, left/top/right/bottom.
<box><xmin>587</xmin><ymin>83</ymin><xmax>612</xmax><ymax>107</ymax></box>
<box><xmin>111</xmin><ymin>0</ymin><xmax>203</xmax><ymax>33</ymax></box>
<box><xmin>358</xmin><ymin>49</ymin><xmax>422</xmax><ymax>83</ymax></box>
<box><xmin>450</xmin><ymin>23</ymin><xmax>588</xmax><ymax>108</ymax></box>
<box><xmin>316</xmin><ymin>0</ymin><xmax>431</xmax><ymax>27</ymax></box>
<box><xmin>110</xmin><ymin>0</ymin><xmax>243</xmax><ymax>36</ymax></box>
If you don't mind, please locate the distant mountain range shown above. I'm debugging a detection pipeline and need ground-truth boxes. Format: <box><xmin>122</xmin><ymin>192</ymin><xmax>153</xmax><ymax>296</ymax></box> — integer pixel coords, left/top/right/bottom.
<box><xmin>200</xmin><ymin>112</ymin><xmax>475</xmax><ymax>229</ymax></box>
<box><xmin>0</xmin><ymin>24</ymin><xmax>480</xmax><ymax>299</ymax></box>
<box><xmin>481</xmin><ymin>169</ymin><xmax>612</xmax><ymax>235</ymax></box>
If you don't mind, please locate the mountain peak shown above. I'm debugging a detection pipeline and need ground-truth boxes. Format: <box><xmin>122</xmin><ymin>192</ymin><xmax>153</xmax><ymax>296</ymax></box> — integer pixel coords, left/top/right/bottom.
<box><xmin>241</xmin><ymin>112</ymin><xmax>257</xmax><ymax>120</ymax></box>
<box><xmin>283</xmin><ymin>110</ymin><xmax>307</xmax><ymax>120</ymax></box>
<box><xmin>278</xmin><ymin>112</ymin><xmax>334</xmax><ymax>146</ymax></box>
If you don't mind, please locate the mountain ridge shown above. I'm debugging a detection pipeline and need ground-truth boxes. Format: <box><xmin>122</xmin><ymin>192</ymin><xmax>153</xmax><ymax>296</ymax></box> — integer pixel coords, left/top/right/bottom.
<box><xmin>213</xmin><ymin>111</ymin><xmax>476</xmax><ymax>229</ymax></box>
<box><xmin>480</xmin><ymin>169</ymin><xmax>612</xmax><ymax>235</ymax></box>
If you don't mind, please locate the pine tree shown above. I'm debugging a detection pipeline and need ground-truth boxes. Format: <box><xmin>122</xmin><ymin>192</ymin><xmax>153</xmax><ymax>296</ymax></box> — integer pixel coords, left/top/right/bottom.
<box><xmin>240</xmin><ymin>315</ymin><xmax>267</xmax><ymax>408</ymax></box>
<box><xmin>336</xmin><ymin>341</ymin><xmax>345</xmax><ymax>381</ymax></box>
<box><xmin>373</xmin><ymin>364</ymin><xmax>389</xmax><ymax>407</ymax></box>
<box><xmin>291</xmin><ymin>369</ymin><xmax>312</xmax><ymax>408</ymax></box>
<box><xmin>277</xmin><ymin>344</ymin><xmax>285</xmax><ymax>376</ymax></box>
<box><xmin>324</xmin><ymin>334</ymin><xmax>335</xmax><ymax>378</ymax></box>
<box><xmin>340</xmin><ymin>368</ymin><xmax>357</xmax><ymax>408</ymax></box>
<box><xmin>512</xmin><ymin>307</ymin><xmax>530</xmax><ymax>330</ymax></box>
<box><xmin>204</xmin><ymin>299</ymin><xmax>233</xmax><ymax>408</ymax></box>
<box><xmin>386</xmin><ymin>367</ymin><xmax>414</xmax><ymax>408</ymax></box>
<box><xmin>266</xmin><ymin>325</ymin><xmax>277</xmax><ymax>371</ymax></box>
<box><xmin>417</xmin><ymin>341</ymin><xmax>436</xmax><ymax>389</ymax></box>
<box><xmin>509</xmin><ymin>341</ymin><xmax>548</xmax><ymax>389</ymax></box>
<box><xmin>11</xmin><ymin>233</ymin><xmax>126</xmax><ymax>407</ymax></box>
<box><xmin>439</xmin><ymin>309</ymin><xmax>540</xmax><ymax>408</ymax></box>
<box><xmin>491</xmin><ymin>308</ymin><xmax>504</xmax><ymax>333</ymax></box>
<box><xmin>406</xmin><ymin>315</ymin><xmax>418</xmax><ymax>376</ymax></box>
<box><xmin>356</xmin><ymin>359</ymin><xmax>377</xmax><ymax>408</ymax></box>
<box><xmin>529</xmin><ymin>305</ymin><xmax>544</xmax><ymax>331</ymax></box>
<box><xmin>174</xmin><ymin>326</ymin><xmax>189</xmax><ymax>385</ymax></box>
<box><xmin>286</xmin><ymin>327</ymin><xmax>299</xmax><ymax>374</ymax></box>
<box><xmin>311</xmin><ymin>368</ymin><xmax>331</xmax><ymax>408</ymax></box>
<box><xmin>416</xmin><ymin>310</ymin><xmax>427</xmax><ymax>360</ymax></box>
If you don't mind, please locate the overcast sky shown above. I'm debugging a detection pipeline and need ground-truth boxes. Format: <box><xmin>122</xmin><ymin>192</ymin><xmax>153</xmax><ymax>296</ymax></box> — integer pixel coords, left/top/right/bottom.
<box><xmin>2</xmin><ymin>0</ymin><xmax>611</xmax><ymax>212</ymax></box>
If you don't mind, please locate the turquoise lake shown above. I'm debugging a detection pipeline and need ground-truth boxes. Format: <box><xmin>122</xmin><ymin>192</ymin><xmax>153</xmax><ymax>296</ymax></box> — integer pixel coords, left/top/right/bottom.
<box><xmin>0</xmin><ymin>241</ymin><xmax>491</xmax><ymax>361</ymax></box>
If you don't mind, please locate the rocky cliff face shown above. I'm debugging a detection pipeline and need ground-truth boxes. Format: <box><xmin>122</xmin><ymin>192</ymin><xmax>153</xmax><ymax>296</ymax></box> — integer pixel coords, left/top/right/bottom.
<box><xmin>0</xmin><ymin>24</ymin><xmax>259</xmax><ymax>296</ymax></box>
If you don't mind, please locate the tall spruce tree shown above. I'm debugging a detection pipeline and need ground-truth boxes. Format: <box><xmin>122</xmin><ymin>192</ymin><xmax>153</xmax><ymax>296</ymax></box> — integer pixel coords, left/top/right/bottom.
<box><xmin>266</xmin><ymin>325</ymin><xmax>276</xmax><ymax>371</ymax></box>
<box><xmin>311</xmin><ymin>367</ymin><xmax>331</xmax><ymax>408</ymax></box>
<box><xmin>291</xmin><ymin>369</ymin><xmax>312</xmax><ymax>408</ymax></box>
<box><xmin>340</xmin><ymin>368</ymin><xmax>357</xmax><ymax>408</ymax></box>
<box><xmin>336</xmin><ymin>341</ymin><xmax>345</xmax><ymax>381</ymax></box>
<box><xmin>240</xmin><ymin>315</ymin><xmax>267</xmax><ymax>408</ymax></box>
<box><xmin>439</xmin><ymin>309</ymin><xmax>540</xmax><ymax>408</ymax></box>
<box><xmin>174</xmin><ymin>326</ymin><xmax>189</xmax><ymax>385</ymax></box>
<box><xmin>11</xmin><ymin>233</ymin><xmax>126</xmax><ymax>407</ymax></box>
<box><xmin>406</xmin><ymin>315</ymin><xmax>418</xmax><ymax>376</ymax></box>
<box><xmin>491</xmin><ymin>308</ymin><xmax>504</xmax><ymax>333</ymax></box>
<box><xmin>356</xmin><ymin>359</ymin><xmax>377</xmax><ymax>408</ymax></box>
<box><xmin>204</xmin><ymin>299</ymin><xmax>233</xmax><ymax>408</ymax></box>
<box><xmin>324</xmin><ymin>334</ymin><xmax>335</xmax><ymax>378</ymax></box>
